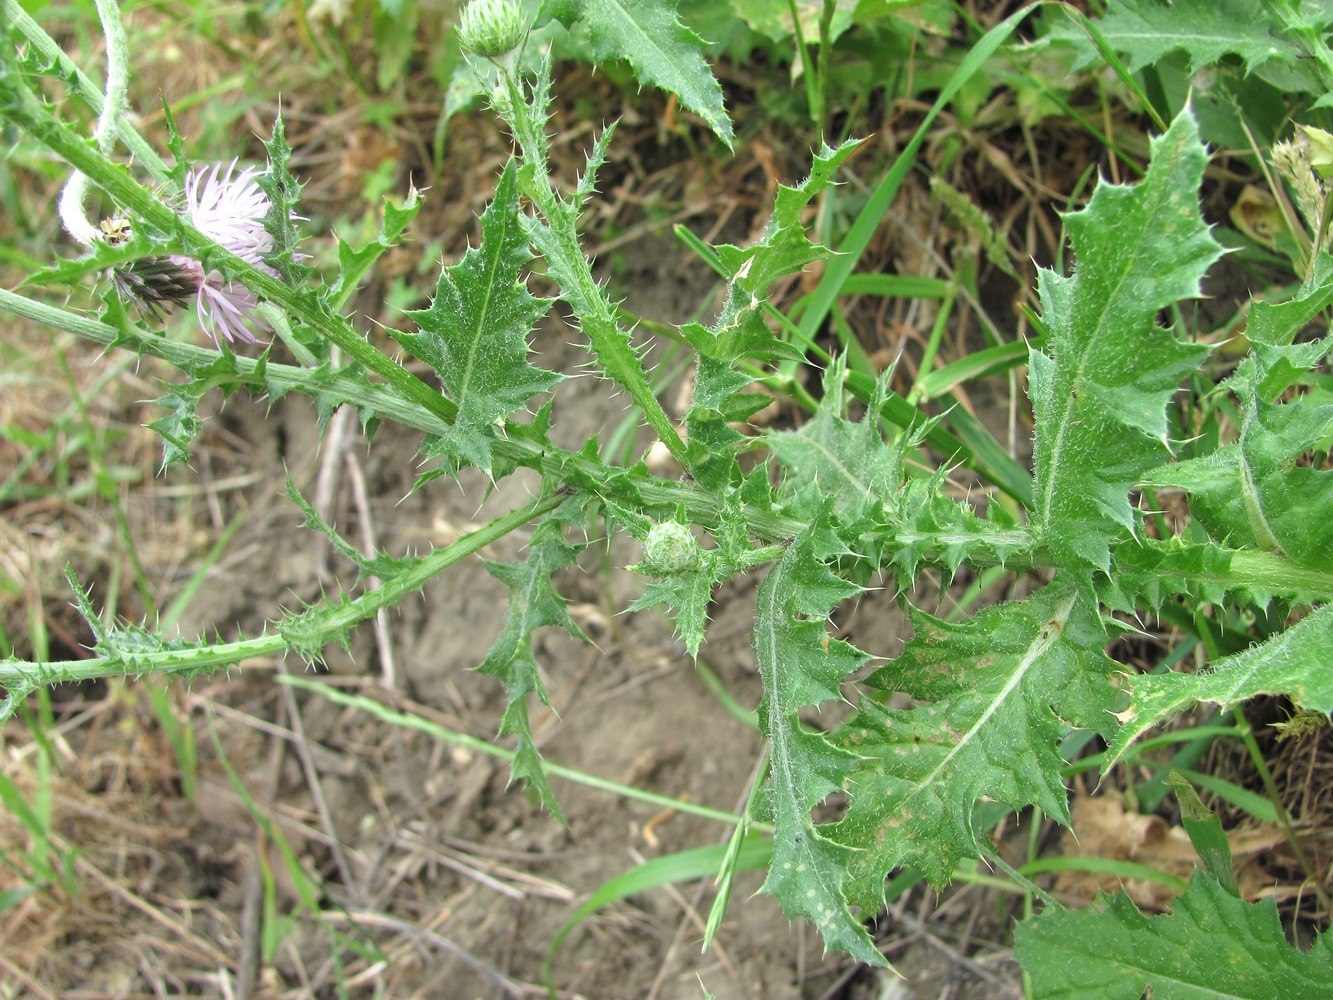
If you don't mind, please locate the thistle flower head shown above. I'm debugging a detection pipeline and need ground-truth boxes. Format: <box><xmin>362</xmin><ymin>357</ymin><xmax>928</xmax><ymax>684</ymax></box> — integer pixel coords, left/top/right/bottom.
<box><xmin>185</xmin><ymin>160</ymin><xmax>274</xmax><ymax>262</ymax></box>
<box><xmin>111</xmin><ymin>160</ymin><xmax>298</xmax><ymax>347</ymax></box>
<box><xmin>458</xmin><ymin>0</ymin><xmax>525</xmax><ymax>58</ymax></box>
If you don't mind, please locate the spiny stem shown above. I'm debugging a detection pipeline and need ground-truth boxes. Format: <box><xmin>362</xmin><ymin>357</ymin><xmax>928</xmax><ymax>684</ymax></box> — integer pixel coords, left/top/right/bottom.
<box><xmin>498</xmin><ymin>61</ymin><xmax>691</xmax><ymax>469</ymax></box>
<box><xmin>0</xmin><ymin>494</ymin><xmax>562</xmax><ymax>695</ymax></box>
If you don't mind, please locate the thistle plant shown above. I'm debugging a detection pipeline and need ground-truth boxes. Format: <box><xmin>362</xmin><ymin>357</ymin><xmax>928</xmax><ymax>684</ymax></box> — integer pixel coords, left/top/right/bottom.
<box><xmin>2</xmin><ymin>0</ymin><xmax>1332</xmax><ymax>993</ymax></box>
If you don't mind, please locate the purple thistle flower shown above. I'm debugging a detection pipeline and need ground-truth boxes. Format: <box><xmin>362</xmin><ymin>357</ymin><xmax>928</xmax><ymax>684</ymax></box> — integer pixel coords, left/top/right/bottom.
<box><xmin>185</xmin><ymin>161</ymin><xmax>273</xmax><ymax>263</ymax></box>
<box><xmin>112</xmin><ymin>160</ymin><xmax>298</xmax><ymax>347</ymax></box>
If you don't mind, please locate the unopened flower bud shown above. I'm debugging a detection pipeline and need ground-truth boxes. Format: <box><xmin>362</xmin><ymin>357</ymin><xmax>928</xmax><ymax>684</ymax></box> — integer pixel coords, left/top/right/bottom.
<box><xmin>458</xmin><ymin>0</ymin><xmax>524</xmax><ymax>58</ymax></box>
<box><xmin>640</xmin><ymin>521</ymin><xmax>703</xmax><ymax>575</ymax></box>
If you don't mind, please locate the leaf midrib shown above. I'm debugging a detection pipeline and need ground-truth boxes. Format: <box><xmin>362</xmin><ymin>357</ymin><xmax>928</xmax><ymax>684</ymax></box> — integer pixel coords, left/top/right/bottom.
<box><xmin>905</xmin><ymin>589</ymin><xmax>1076</xmax><ymax>796</ymax></box>
<box><xmin>1036</xmin><ymin>151</ymin><xmax>1185</xmax><ymax>540</ymax></box>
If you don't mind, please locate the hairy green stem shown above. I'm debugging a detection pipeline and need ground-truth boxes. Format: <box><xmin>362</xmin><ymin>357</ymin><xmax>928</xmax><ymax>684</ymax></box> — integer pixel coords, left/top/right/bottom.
<box><xmin>1218</xmin><ymin>551</ymin><xmax>1333</xmax><ymax>598</ymax></box>
<box><xmin>5</xmin><ymin>0</ymin><xmax>170</xmax><ymax>181</ymax></box>
<box><xmin>0</xmin><ymin>495</ymin><xmax>561</xmax><ymax>701</ymax></box>
<box><xmin>498</xmin><ymin>62</ymin><xmax>690</xmax><ymax>468</ymax></box>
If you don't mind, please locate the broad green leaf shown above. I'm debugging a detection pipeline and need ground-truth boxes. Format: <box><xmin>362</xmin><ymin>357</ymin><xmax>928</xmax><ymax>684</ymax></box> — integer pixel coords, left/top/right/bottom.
<box><xmin>1153</xmin><ymin>372</ymin><xmax>1333</xmax><ymax>571</ymax></box>
<box><xmin>1030</xmin><ymin>109</ymin><xmax>1220</xmax><ymax>571</ymax></box>
<box><xmin>400</xmin><ymin>159</ymin><xmax>559</xmax><ymax>473</ymax></box>
<box><xmin>767</xmin><ymin>358</ymin><xmax>903</xmax><ymax>525</ymax></box>
<box><xmin>1016</xmin><ymin>872</ymin><xmax>1333</xmax><ymax>999</ymax></box>
<box><xmin>1044</xmin><ymin>0</ymin><xmax>1302</xmax><ymax>76</ymax></box>
<box><xmin>837</xmin><ymin>581</ymin><xmax>1120</xmax><ymax>895</ymax></box>
<box><xmin>477</xmin><ymin>516</ymin><xmax>588</xmax><ymax>820</ymax></box>
<box><xmin>542</xmin><ymin>0</ymin><xmax>733</xmax><ymax>146</ymax></box>
<box><xmin>752</xmin><ymin>527</ymin><xmax>884</xmax><ymax>966</ymax></box>
<box><xmin>1107</xmin><ymin>602</ymin><xmax>1333</xmax><ymax>770</ymax></box>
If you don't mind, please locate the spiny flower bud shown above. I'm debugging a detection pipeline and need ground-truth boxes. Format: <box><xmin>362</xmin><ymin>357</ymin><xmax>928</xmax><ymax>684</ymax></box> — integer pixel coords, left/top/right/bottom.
<box><xmin>458</xmin><ymin>0</ymin><xmax>524</xmax><ymax>58</ymax></box>
<box><xmin>640</xmin><ymin>521</ymin><xmax>703</xmax><ymax>575</ymax></box>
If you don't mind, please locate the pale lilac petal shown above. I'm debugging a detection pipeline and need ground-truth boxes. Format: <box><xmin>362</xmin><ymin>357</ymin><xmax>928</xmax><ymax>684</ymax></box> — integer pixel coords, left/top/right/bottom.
<box><xmin>185</xmin><ymin>160</ymin><xmax>273</xmax><ymax>261</ymax></box>
<box><xmin>195</xmin><ymin>269</ymin><xmax>276</xmax><ymax>346</ymax></box>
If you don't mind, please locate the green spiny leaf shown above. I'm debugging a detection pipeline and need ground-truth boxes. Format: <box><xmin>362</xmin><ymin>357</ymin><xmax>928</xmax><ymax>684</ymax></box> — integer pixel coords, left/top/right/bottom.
<box><xmin>477</xmin><ymin>516</ymin><xmax>587</xmax><ymax>818</ymax></box>
<box><xmin>837</xmin><ymin>581</ymin><xmax>1120</xmax><ymax>896</ymax></box>
<box><xmin>878</xmin><ymin>474</ymin><xmax>1032</xmax><ymax>587</ymax></box>
<box><xmin>497</xmin><ymin>697</ymin><xmax>564</xmax><ymax>823</ymax></box>
<box><xmin>628</xmin><ymin>565</ymin><xmax>716</xmax><ymax>658</ymax></box>
<box><xmin>284</xmin><ymin>477</ymin><xmax>420</xmax><ymax>582</ymax></box>
<box><xmin>1107</xmin><ymin>602</ymin><xmax>1333</xmax><ymax>770</ymax></box>
<box><xmin>575</xmin><ymin>123</ymin><xmax>617</xmax><ymax>212</ymax></box>
<box><xmin>330</xmin><ymin>186</ymin><xmax>424</xmax><ymax>309</ymax></box>
<box><xmin>1098</xmin><ymin>536</ymin><xmax>1237</xmax><ymax>614</ymax></box>
<box><xmin>148</xmin><ymin>385</ymin><xmax>204</xmax><ymax>472</ymax></box>
<box><xmin>1015</xmin><ymin>872</ymin><xmax>1333</xmax><ymax>999</ymax></box>
<box><xmin>727</xmin><ymin>138</ymin><xmax>861</xmax><ymax>294</ymax></box>
<box><xmin>679</xmin><ymin>354</ymin><xmax>754</xmax><ymax>491</ymax></box>
<box><xmin>400</xmin><ymin>159</ymin><xmax>559</xmax><ymax>473</ymax></box>
<box><xmin>683</xmin><ymin>138</ymin><xmax>862</xmax><ymax>365</ymax></box>
<box><xmin>1044</xmin><ymin>0</ymin><xmax>1305</xmax><ymax>77</ymax></box>
<box><xmin>160</xmin><ymin>97</ymin><xmax>188</xmax><ymax>187</ymax></box>
<box><xmin>768</xmin><ymin>358</ymin><xmax>1032</xmax><ymax>583</ymax></box>
<box><xmin>541</xmin><ymin>0</ymin><xmax>733</xmax><ymax>147</ymax></box>
<box><xmin>1231</xmin><ymin>253</ymin><xmax>1333</xmax><ymax>401</ymax></box>
<box><xmin>683</xmin><ymin>141</ymin><xmax>861</xmax><ymax>485</ymax></box>
<box><xmin>768</xmin><ymin>358</ymin><xmax>903</xmax><ymax>525</ymax></box>
<box><xmin>752</xmin><ymin>527</ymin><xmax>883</xmax><ymax>966</ymax></box>
<box><xmin>63</xmin><ymin>566</ymin><xmax>207</xmax><ymax>674</ymax></box>
<box><xmin>1030</xmin><ymin>108</ymin><xmax>1220</xmax><ymax>571</ymax></box>
<box><xmin>1153</xmin><ymin>388</ymin><xmax>1333</xmax><ymax>571</ymax></box>
<box><xmin>259</xmin><ymin>112</ymin><xmax>313</xmax><ymax>285</ymax></box>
